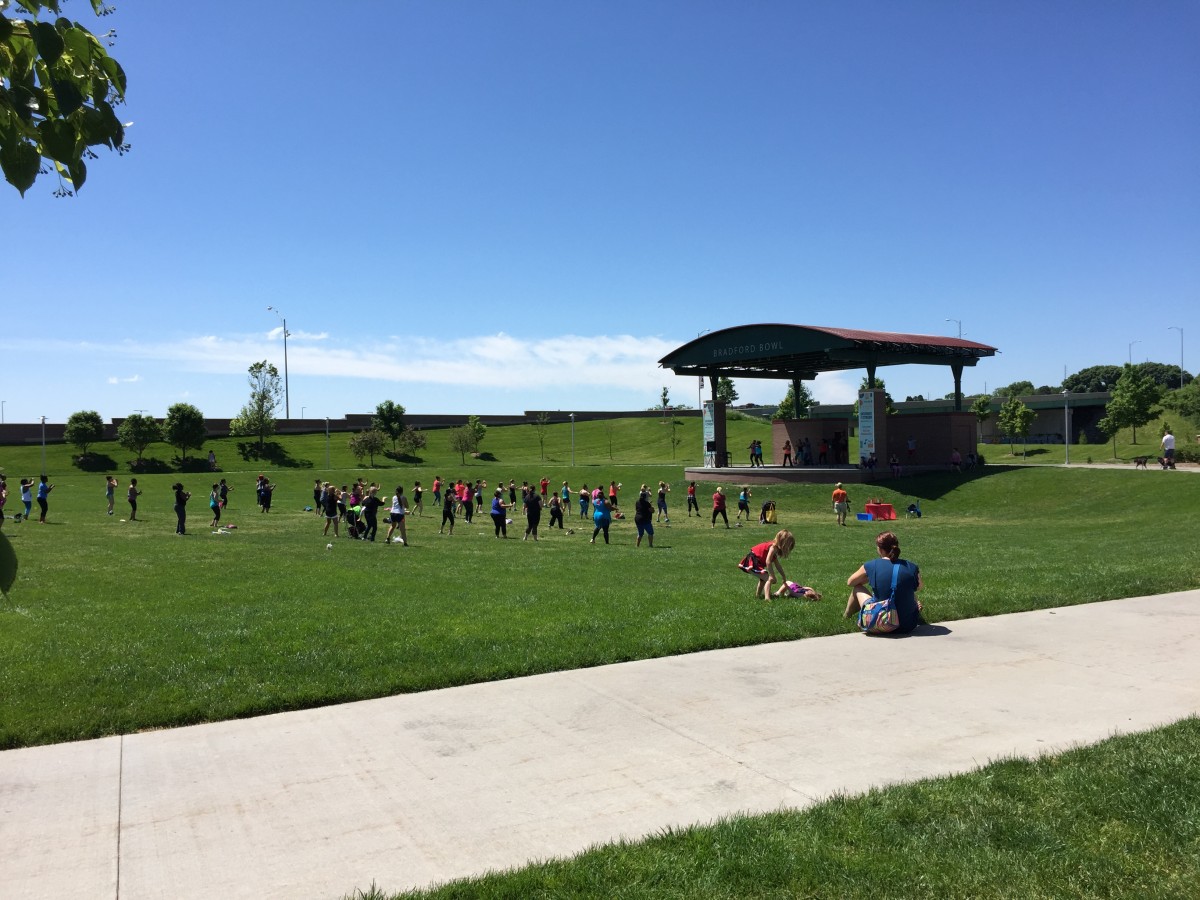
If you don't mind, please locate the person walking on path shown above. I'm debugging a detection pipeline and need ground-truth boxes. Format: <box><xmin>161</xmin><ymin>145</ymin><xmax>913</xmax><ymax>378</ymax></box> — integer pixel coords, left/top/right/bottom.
<box><xmin>172</xmin><ymin>482</ymin><xmax>190</xmax><ymax>535</ymax></box>
<box><xmin>832</xmin><ymin>482</ymin><xmax>849</xmax><ymax>527</ymax></box>
<box><xmin>1162</xmin><ymin>429</ymin><xmax>1176</xmax><ymax>467</ymax></box>
<box><xmin>712</xmin><ymin>486</ymin><xmax>730</xmax><ymax>528</ymax></box>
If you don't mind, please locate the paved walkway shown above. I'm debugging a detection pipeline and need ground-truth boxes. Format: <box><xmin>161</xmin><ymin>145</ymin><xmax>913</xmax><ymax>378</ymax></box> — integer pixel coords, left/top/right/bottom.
<box><xmin>3</xmin><ymin>592</ymin><xmax>1199</xmax><ymax>900</ymax></box>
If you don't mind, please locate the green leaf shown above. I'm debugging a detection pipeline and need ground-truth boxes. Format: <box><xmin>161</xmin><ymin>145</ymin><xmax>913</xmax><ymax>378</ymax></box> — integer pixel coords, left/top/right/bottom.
<box><xmin>50</xmin><ymin>77</ymin><xmax>83</xmax><ymax>115</ymax></box>
<box><xmin>1</xmin><ymin>139</ymin><xmax>39</xmax><ymax>195</ymax></box>
<box><xmin>0</xmin><ymin>532</ymin><xmax>17</xmax><ymax>597</ymax></box>
<box><xmin>66</xmin><ymin>154</ymin><xmax>85</xmax><ymax>189</ymax></box>
<box><xmin>0</xmin><ymin>16</ymin><xmax>14</xmax><ymax>42</ymax></box>
<box><xmin>99</xmin><ymin>55</ymin><xmax>126</xmax><ymax>97</ymax></box>
<box><xmin>37</xmin><ymin>116</ymin><xmax>75</xmax><ymax>161</ymax></box>
<box><xmin>32</xmin><ymin>20</ymin><xmax>64</xmax><ymax>65</ymax></box>
<box><xmin>61</xmin><ymin>25</ymin><xmax>92</xmax><ymax>65</ymax></box>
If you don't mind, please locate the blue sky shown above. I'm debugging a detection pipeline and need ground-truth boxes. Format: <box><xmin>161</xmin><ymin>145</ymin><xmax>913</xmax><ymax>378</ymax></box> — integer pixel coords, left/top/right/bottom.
<box><xmin>4</xmin><ymin>1</ymin><xmax>1197</xmax><ymax>424</ymax></box>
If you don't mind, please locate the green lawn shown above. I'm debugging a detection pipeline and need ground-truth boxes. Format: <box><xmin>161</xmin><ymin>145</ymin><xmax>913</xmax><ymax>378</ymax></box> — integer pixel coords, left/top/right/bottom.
<box><xmin>1</xmin><ymin>418</ymin><xmax>1197</xmax><ymax>748</ymax></box>
<box><xmin>363</xmin><ymin>717</ymin><xmax>1200</xmax><ymax>900</ymax></box>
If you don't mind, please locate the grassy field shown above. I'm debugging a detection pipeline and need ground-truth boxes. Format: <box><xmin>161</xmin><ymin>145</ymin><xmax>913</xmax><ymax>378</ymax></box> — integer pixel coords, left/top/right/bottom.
<box><xmin>361</xmin><ymin>717</ymin><xmax>1200</xmax><ymax>899</ymax></box>
<box><xmin>1</xmin><ymin>417</ymin><xmax>1197</xmax><ymax>748</ymax></box>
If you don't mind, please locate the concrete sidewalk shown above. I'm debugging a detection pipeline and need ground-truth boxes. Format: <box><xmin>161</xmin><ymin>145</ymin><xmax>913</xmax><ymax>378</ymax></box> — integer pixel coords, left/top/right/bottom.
<box><xmin>3</xmin><ymin>592</ymin><xmax>1198</xmax><ymax>900</ymax></box>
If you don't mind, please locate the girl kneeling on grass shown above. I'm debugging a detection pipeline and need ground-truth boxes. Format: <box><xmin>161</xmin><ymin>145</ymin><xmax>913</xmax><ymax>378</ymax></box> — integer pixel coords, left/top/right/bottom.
<box><xmin>738</xmin><ymin>530</ymin><xmax>814</xmax><ymax>600</ymax></box>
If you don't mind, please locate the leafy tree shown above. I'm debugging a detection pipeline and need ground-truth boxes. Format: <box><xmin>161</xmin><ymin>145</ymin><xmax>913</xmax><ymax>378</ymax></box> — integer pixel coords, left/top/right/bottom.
<box><xmin>1</xmin><ymin>0</ymin><xmax>129</xmax><ymax>196</ymax></box>
<box><xmin>347</xmin><ymin>429</ymin><xmax>386</xmax><ymax>466</ymax></box>
<box><xmin>466</xmin><ymin>415</ymin><xmax>487</xmax><ymax>453</ymax></box>
<box><xmin>997</xmin><ymin>395</ymin><xmax>1035</xmax><ymax>456</ymax></box>
<box><xmin>971</xmin><ymin>395</ymin><xmax>993</xmax><ymax>442</ymax></box>
<box><xmin>904</xmin><ymin>395</ymin><xmax>927</xmax><ymax>402</ymax></box>
<box><xmin>395</xmin><ymin>425</ymin><xmax>427</xmax><ymax>457</ymax></box>
<box><xmin>775</xmin><ymin>382</ymin><xmax>813</xmax><ymax>419</ymax></box>
<box><xmin>372</xmin><ymin>400</ymin><xmax>406</xmax><ymax>451</ymax></box>
<box><xmin>229</xmin><ymin>361</ymin><xmax>281</xmax><ymax>451</ymax></box>
<box><xmin>1134</xmin><ymin>361</ymin><xmax>1192</xmax><ymax>390</ymax></box>
<box><xmin>117</xmin><ymin>413</ymin><xmax>160</xmax><ymax>467</ymax></box>
<box><xmin>659</xmin><ymin>386</ymin><xmax>671</xmax><ymax>422</ymax></box>
<box><xmin>715</xmin><ymin>377</ymin><xmax>738</xmax><ymax>405</ymax></box>
<box><xmin>63</xmin><ymin>409</ymin><xmax>104</xmax><ymax>457</ymax></box>
<box><xmin>1162</xmin><ymin>382</ymin><xmax>1200</xmax><ymax>423</ymax></box>
<box><xmin>531</xmin><ymin>412</ymin><xmax>551</xmax><ymax>460</ymax></box>
<box><xmin>1064</xmin><ymin>365</ymin><xmax>1122</xmax><ymax>394</ymax></box>
<box><xmin>669</xmin><ymin>417</ymin><xmax>685</xmax><ymax>459</ymax></box>
<box><xmin>163</xmin><ymin>403</ymin><xmax>206</xmax><ymax>464</ymax></box>
<box><xmin>992</xmin><ymin>380</ymin><xmax>1035</xmax><ymax>399</ymax></box>
<box><xmin>448</xmin><ymin>426</ymin><xmax>473</xmax><ymax>464</ymax></box>
<box><xmin>1101</xmin><ymin>363</ymin><xmax>1161</xmax><ymax>444</ymax></box>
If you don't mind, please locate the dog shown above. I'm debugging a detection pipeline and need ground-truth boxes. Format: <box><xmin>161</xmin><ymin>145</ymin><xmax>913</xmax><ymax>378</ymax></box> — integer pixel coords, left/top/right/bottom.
<box><xmin>1133</xmin><ymin>456</ymin><xmax>1149</xmax><ymax>469</ymax></box>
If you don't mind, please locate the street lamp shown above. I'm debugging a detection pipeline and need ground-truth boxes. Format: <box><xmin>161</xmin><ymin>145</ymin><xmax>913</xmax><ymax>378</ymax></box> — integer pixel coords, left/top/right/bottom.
<box><xmin>325</xmin><ymin>417</ymin><xmax>330</xmax><ymax>468</ymax></box>
<box><xmin>1128</xmin><ymin>340</ymin><xmax>1140</xmax><ymax>365</ymax></box>
<box><xmin>1</xmin><ymin>400</ymin><xmax>5</xmax><ymax>424</ymax></box>
<box><xmin>1168</xmin><ymin>326</ymin><xmax>1184</xmax><ymax>389</ymax></box>
<box><xmin>945</xmin><ymin>318</ymin><xmax>962</xmax><ymax>339</ymax></box>
<box><xmin>569</xmin><ymin>413</ymin><xmax>575</xmax><ymax>466</ymax></box>
<box><xmin>1061</xmin><ymin>390</ymin><xmax>1070</xmax><ymax>466</ymax></box>
<box><xmin>301</xmin><ymin>406</ymin><xmax>306</xmax><ymax>420</ymax></box>
<box><xmin>40</xmin><ymin>415</ymin><xmax>46</xmax><ymax>475</ymax></box>
<box><xmin>267</xmin><ymin>306</ymin><xmax>290</xmax><ymax>419</ymax></box>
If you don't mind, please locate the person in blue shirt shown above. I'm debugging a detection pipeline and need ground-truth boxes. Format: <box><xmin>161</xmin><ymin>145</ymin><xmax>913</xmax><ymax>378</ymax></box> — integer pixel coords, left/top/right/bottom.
<box><xmin>590</xmin><ymin>494</ymin><xmax>612</xmax><ymax>544</ymax></box>
<box><xmin>844</xmin><ymin>531</ymin><xmax>923</xmax><ymax>633</ymax></box>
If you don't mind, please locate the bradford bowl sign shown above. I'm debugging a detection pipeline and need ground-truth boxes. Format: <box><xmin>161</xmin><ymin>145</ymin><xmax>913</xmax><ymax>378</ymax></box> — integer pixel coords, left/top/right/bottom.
<box><xmin>711</xmin><ymin>340</ymin><xmax>785</xmax><ymax>359</ymax></box>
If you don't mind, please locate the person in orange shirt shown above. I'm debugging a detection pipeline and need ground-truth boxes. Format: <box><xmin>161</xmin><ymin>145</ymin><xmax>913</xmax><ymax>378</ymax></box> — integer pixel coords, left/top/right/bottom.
<box><xmin>832</xmin><ymin>482</ymin><xmax>849</xmax><ymax>527</ymax></box>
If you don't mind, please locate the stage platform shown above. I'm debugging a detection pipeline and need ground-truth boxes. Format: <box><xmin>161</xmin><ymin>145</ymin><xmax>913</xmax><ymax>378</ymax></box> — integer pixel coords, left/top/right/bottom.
<box><xmin>682</xmin><ymin>464</ymin><xmax>943</xmax><ymax>485</ymax></box>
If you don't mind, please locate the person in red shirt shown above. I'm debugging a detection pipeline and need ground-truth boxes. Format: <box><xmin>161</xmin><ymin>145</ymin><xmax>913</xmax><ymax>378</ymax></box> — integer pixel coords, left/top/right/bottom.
<box><xmin>539</xmin><ymin>477</ymin><xmax>550</xmax><ymax>499</ymax></box>
<box><xmin>737</xmin><ymin>529</ymin><xmax>796</xmax><ymax>599</ymax></box>
<box><xmin>712</xmin><ymin>486</ymin><xmax>729</xmax><ymax>528</ymax></box>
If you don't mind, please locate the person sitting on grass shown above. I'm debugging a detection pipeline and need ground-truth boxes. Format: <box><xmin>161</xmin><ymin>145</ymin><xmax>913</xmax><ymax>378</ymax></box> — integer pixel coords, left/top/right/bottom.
<box><xmin>844</xmin><ymin>530</ymin><xmax>923</xmax><ymax>634</ymax></box>
<box><xmin>738</xmin><ymin>529</ymin><xmax>797</xmax><ymax>600</ymax></box>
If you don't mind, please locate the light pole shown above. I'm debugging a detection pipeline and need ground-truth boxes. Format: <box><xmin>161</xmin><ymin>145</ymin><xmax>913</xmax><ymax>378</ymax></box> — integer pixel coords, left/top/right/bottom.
<box><xmin>569</xmin><ymin>413</ymin><xmax>575</xmax><ymax>466</ymax></box>
<box><xmin>267</xmin><ymin>306</ymin><xmax>290</xmax><ymax>419</ymax></box>
<box><xmin>325</xmin><ymin>417</ymin><xmax>330</xmax><ymax>468</ymax></box>
<box><xmin>40</xmin><ymin>415</ymin><xmax>46</xmax><ymax>475</ymax></box>
<box><xmin>301</xmin><ymin>406</ymin><xmax>306</xmax><ymax>420</ymax></box>
<box><xmin>1128</xmin><ymin>340</ymin><xmax>1140</xmax><ymax>366</ymax></box>
<box><xmin>1168</xmin><ymin>326</ymin><xmax>1184</xmax><ymax>389</ymax></box>
<box><xmin>1</xmin><ymin>400</ymin><xmax>5</xmax><ymax>424</ymax></box>
<box><xmin>1061</xmin><ymin>390</ymin><xmax>1070</xmax><ymax>466</ymax></box>
<box><xmin>945</xmin><ymin>318</ymin><xmax>962</xmax><ymax>339</ymax></box>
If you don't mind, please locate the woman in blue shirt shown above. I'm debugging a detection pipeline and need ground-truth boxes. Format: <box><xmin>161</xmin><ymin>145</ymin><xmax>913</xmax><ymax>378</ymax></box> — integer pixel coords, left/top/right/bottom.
<box><xmin>845</xmin><ymin>531</ymin><xmax>923</xmax><ymax>633</ymax></box>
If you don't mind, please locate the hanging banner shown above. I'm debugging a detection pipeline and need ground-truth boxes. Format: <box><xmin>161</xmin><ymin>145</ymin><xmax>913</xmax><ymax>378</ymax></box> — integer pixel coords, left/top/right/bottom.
<box><xmin>858</xmin><ymin>390</ymin><xmax>876</xmax><ymax>464</ymax></box>
<box><xmin>702</xmin><ymin>400</ymin><xmax>716</xmax><ymax>465</ymax></box>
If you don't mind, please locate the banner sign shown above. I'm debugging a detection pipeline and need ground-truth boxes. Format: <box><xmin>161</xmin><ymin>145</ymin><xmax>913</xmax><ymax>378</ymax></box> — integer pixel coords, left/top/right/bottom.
<box><xmin>703</xmin><ymin>401</ymin><xmax>716</xmax><ymax>464</ymax></box>
<box><xmin>858</xmin><ymin>390</ymin><xmax>875</xmax><ymax>463</ymax></box>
